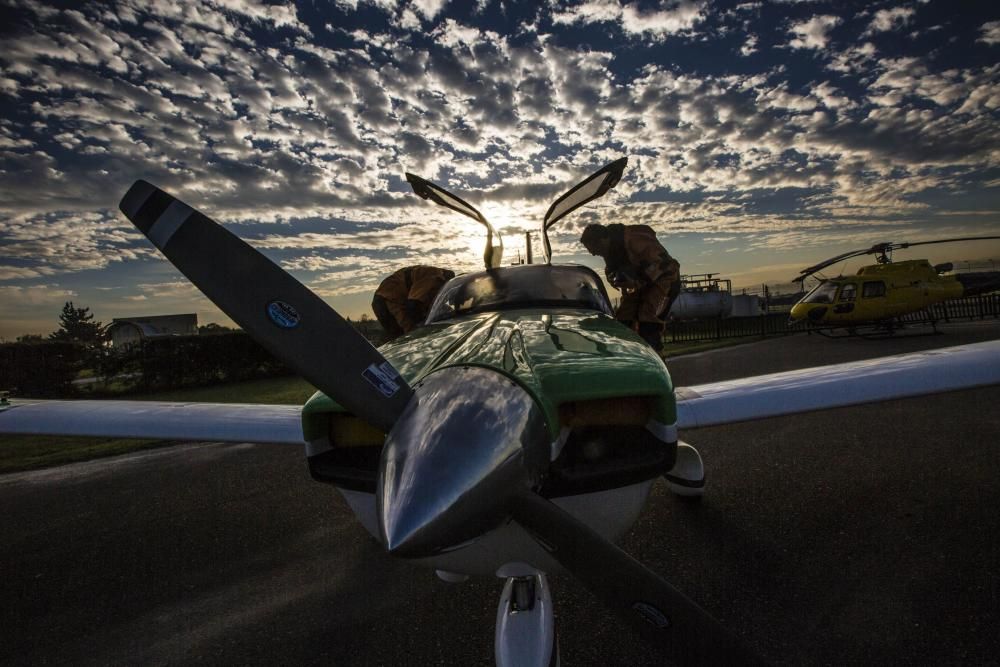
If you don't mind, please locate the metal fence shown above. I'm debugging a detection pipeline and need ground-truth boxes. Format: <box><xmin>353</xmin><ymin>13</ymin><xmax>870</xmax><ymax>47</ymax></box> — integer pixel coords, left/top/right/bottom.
<box><xmin>667</xmin><ymin>293</ymin><xmax>1000</xmax><ymax>343</ymax></box>
<box><xmin>902</xmin><ymin>294</ymin><xmax>1000</xmax><ymax>322</ymax></box>
<box><xmin>668</xmin><ymin>312</ymin><xmax>796</xmax><ymax>342</ymax></box>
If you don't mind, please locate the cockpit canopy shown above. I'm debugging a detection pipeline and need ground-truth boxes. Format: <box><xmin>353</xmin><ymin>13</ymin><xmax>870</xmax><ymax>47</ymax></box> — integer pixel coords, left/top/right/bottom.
<box><xmin>427</xmin><ymin>264</ymin><xmax>614</xmax><ymax>323</ymax></box>
<box><xmin>801</xmin><ymin>281</ymin><xmax>842</xmax><ymax>304</ymax></box>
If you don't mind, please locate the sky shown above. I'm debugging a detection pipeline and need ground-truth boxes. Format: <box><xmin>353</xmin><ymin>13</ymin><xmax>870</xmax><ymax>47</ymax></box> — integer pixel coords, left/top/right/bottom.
<box><xmin>1</xmin><ymin>0</ymin><xmax>999</xmax><ymax>339</ymax></box>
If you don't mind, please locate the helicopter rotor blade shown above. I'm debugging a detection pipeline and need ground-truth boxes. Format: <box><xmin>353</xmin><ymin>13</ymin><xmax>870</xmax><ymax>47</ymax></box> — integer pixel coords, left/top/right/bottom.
<box><xmin>118</xmin><ymin>180</ymin><xmax>413</xmax><ymax>433</ymax></box>
<box><xmin>792</xmin><ymin>235</ymin><xmax>1000</xmax><ymax>283</ymax></box>
<box><xmin>892</xmin><ymin>235</ymin><xmax>1000</xmax><ymax>251</ymax></box>
<box><xmin>793</xmin><ymin>247</ymin><xmax>871</xmax><ymax>283</ymax></box>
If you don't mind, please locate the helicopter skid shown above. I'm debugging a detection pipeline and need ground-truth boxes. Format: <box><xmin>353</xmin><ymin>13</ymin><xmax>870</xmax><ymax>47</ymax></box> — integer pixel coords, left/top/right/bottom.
<box><xmin>810</xmin><ymin>320</ymin><xmax>941</xmax><ymax>339</ymax></box>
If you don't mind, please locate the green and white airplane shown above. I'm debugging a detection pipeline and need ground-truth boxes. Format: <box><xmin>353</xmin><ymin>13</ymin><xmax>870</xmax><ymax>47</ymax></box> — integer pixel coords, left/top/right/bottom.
<box><xmin>3</xmin><ymin>159</ymin><xmax>999</xmax><ymax>666</ymax></box>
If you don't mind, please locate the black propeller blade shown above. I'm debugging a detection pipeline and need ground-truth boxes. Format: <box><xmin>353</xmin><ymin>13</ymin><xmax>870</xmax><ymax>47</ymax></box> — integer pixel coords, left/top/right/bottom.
<box><xmin>118</xmin><ymin>180</ymin><xmax>413</xmax><ymax>433</ymax></box>
<box><xmin>510</xmin><ymin>491</ymin><xmax>766</xmax><ymax>666</ymax></box>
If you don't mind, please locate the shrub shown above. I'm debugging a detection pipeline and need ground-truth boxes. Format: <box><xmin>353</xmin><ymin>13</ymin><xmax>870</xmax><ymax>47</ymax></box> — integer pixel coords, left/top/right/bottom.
<box><xmin>0</xmin><ymin>341</ymin><xmax>87</xmax><ymax>398</ymax></box>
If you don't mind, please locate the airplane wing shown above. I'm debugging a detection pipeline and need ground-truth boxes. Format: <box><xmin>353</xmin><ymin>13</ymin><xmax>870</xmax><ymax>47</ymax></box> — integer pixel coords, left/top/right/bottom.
<box><xmin>3</xmin><ymin>340</ymin><xmax>998</xmax><ymax>445</ymax></box>
<box><xmin>0</xmin><ymin>400</ymin><xmax>304</xmax><ymax>445</ymax></box>
<box><xmin>675</xmin><ymin>339</ymin><xmax>1000</xmax><ymax>429</ymax></box>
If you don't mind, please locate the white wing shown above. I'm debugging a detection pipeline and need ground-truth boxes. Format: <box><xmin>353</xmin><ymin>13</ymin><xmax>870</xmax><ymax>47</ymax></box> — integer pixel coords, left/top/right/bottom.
<box><xmin>0</xmin><ymin>400</ymin><xmax>304</xmax><ymax>445</ymax></box>
<box><xmin>4</xmin><ymin>340</ymin><xmax>998</xmax><ymax>443</ymax></box>
<box><xmin>676</xmin><ymin>339</ymin><xmax>1000</xmax><ymax>429</ymax></box>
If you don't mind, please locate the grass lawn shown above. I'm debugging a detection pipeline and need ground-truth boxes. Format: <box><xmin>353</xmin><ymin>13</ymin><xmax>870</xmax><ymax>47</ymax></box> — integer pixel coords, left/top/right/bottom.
<box><xmin>0</xmin><ymin>376</ymin><xmax>316</xmax><ymax>475</ymax></box>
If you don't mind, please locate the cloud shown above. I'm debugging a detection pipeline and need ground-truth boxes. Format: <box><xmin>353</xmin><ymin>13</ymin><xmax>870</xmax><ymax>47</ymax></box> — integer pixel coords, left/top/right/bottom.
<box><xmin>864</xmin><ymin>7</ymin><xmax>915</xmax><ymax>35</ymax></box>
<box><xmin>979</xmin><ymin>21</ymin><xmax>1000</xmax><ymax>45</ymax></box>
<box><xmin>1</xmin><ymin>0</ymin><xmax>999</xmax><ymax>330</ymax></box>
<box><xmin>551</xmin><ymin>0</ymin><xmax>706</xmax><ymax>39</ymax></box>
<box><xmin>620</xmin><ymin>1</ymin><xmax>705</xmax><ymax>37</ymax></box>
<box><xmin>787</xmin><ymin>15</ymin><xmax>840</xmax><ymax>50</ymax></box>
<box><xmin>0</xmin><ymin>284</ymin><xmax>77</xmax><ymax>306</ymax></box>
<box><xmin>0</xmin><ymin>265</ymin><xmax>57</xmax><ymax>280</ymax></box>
<box><xmin>412</xmin><ymin>0</ymin><xmax>449</xmax><ymax>21</ymax></box>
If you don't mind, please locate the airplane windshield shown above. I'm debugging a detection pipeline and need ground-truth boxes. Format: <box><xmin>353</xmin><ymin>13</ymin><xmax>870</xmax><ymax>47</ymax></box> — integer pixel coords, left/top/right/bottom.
<box><xmin>427</xmin><ymin>265</ymin><xmax>613</xmax><ymax>322</ymax></box>
<box><xmin>801</xmin><ymin>281</ymin><xmax>840</xmax><ymax>304</ymax></box>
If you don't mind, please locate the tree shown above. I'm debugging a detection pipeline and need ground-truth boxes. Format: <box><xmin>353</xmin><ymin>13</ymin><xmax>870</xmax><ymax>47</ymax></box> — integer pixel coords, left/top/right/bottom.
<box><xmin>199</xmin><ymin>322</ymin><xmax>237</xmax><ymax>334</ymax></box>
<box><xmin>49</xmin><ymin>302</ymin><xmax>107</xmax><ymax>350</ymax></box>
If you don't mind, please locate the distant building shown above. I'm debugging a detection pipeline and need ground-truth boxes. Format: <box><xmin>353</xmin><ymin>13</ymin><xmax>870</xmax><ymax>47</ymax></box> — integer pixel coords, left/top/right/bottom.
<box><xmin>109</xmin><ymin>314</ymin><xmax>198</xmax><ymax>348</ymax></box>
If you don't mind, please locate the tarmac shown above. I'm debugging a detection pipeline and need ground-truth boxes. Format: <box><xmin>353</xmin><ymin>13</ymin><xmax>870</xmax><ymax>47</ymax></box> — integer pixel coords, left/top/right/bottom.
<box><xmin>1</xmin><ymin>320</ymin><xmax>999</xmax><ymax>666</ymax></box>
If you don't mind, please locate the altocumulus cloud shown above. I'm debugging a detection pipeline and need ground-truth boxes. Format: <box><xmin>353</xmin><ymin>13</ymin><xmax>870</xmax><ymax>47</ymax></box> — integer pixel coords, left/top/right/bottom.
<box><xmin>0</xmin><ymin>0</ymin><xmax>999</xmax><ymax>336</ymax></box>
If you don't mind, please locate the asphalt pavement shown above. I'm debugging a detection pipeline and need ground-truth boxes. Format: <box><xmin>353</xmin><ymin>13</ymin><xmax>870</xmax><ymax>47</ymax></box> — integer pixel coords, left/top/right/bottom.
<box><xmin>1</xmin><ymin>321</ymin><xmax>999</xmax><ymax>666</ymax></box>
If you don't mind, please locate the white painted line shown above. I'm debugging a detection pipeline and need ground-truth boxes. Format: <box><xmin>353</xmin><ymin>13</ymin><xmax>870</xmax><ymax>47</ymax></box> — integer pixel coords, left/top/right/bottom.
<box><xmin>148</xmin><ymin>199</ymin><xmax>193</xmax><ymax>249</ymax></box>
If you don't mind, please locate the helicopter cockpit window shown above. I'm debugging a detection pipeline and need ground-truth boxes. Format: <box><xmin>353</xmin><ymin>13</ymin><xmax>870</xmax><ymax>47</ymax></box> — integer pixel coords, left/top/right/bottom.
<box><xmin>862</xmin><ymin>281</ymin><xmax>886</xmax><ymax>298</ymax></box>
<box><xmin>838</xmin><ymin>283</ymin><xmax>857</xmax><ymax>302</ymax></box>
<box><xmin>427</xmin><ymin>265</ymin><xmax>613</xmax><ymax>322</ymax></box>
<box><xmin>801</xmin><ymin>281</ymin><xmax>840</xmax><ymax>304</ymax></box>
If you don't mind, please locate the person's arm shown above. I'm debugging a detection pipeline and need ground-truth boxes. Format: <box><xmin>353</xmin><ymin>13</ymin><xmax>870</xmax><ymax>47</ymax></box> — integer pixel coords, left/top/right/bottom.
<box><xmin>404</xmin><ymin>269</ymin><xmax>449</xmax><ymax>326</ymax></box>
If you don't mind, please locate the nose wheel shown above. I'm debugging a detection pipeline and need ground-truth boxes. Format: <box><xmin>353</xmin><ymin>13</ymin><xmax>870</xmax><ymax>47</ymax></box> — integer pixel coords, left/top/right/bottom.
<box><xmin>495</xmin><ymin>569</ymin><xmax>558</xmax><ymax>667</ymax></box>
<box><xmin>664</xmin><ymin>441</ymin><xmax>704</xmax><ymax>497</ymax></box>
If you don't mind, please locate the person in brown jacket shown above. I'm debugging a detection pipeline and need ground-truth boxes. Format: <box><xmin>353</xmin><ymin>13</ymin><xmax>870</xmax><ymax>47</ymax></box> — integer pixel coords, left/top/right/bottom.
<box><xmin>372</xmin><ymin>266</ymin><xmax>456</xmax><ymax>341</ymax></box>
<box><xmin>580</xmin><ymin>223</ymin><xmax>681</xmax><ymax>352</ymax></box>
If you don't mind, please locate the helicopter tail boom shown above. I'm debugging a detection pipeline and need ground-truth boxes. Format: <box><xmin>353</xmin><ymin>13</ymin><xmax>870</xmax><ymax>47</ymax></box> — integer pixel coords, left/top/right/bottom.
<box><xmin>956</xmin><ymin>272</ymin><xmax>1000</xmax><ymax>297</ymax></box>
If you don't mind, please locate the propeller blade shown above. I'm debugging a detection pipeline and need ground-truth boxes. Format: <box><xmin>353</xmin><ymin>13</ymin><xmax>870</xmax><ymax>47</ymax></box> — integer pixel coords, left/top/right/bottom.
<box><xmin>118</xmin><ymin>180</ymin><xmax>413</xmax><ymax>433</ymax></box>
<box><xmin>510</xmin><ymin>492</ymin><xmax>765</xmax><ymax>666</ymax></box>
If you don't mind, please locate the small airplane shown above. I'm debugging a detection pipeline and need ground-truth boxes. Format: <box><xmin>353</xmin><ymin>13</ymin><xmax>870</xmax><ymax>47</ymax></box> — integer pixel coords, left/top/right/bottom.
<box><xmin>3</xmin><ymin>159</ymin><xmax>1000</xmax><ymax>666</ymax></box>
<box><xmin>788</xmin><ymin>238</ymin><xmax>1000</xmax><ymax>336</ymax></box>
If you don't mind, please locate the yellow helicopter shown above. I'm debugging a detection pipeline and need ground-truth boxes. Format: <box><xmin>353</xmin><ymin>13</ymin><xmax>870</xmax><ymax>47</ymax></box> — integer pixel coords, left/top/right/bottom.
<box><xmin>787</xmin><ymin>237</ymin><xmax>1000</xmax><ymax>336</ymax></box>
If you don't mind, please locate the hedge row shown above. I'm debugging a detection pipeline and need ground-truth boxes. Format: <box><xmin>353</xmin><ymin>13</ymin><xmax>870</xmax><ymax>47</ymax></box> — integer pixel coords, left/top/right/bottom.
<box><xmin>0</xmin><ymin>341</ymin><xmax>87</xmax><ymax>398</ymax></box>
<box><xmin>1</xmin><ymin>333</ymin><xmax>292</xmax><ymax>398</ymax></box>
<box><xmin>99</xmin><ymin>332</ymin><xmax>291</xmax><ymax>391</ymax></box>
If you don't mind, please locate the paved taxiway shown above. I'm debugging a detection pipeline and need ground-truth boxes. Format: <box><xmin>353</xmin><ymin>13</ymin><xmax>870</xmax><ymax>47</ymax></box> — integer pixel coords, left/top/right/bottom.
<box><xmin>2</xmin><ymin>321</ymin><xmax>999</xmax><ymax>665</ymax></box>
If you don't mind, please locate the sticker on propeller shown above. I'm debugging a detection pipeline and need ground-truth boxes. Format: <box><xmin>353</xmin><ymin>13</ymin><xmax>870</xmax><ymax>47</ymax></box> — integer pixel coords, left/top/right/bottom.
<box><xmin>363</xmin><ymin>362</ymin><xmax>400</xmax><ymax>397</ymax></box>
<box><xmin>266</xmin><ymin>300</ymin><xmax>300</xmax><ymax>329</ymax></box>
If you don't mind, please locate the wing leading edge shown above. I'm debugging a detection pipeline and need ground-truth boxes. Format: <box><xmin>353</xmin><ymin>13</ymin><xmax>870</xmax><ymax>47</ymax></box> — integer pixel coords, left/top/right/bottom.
<box><xmin>0</xmin><ymin>400</ymin><xmax>304</xmax><ymax>445</ymax></box>
<box><xmin>675</xmin><ymin>339</ymin><xmax>1000</xmax><ymax>429</ymax></box>
<box><xmin>3</xmin><ymin>340</ymin><xmax>997</xmax><ymax>445</ymax></box>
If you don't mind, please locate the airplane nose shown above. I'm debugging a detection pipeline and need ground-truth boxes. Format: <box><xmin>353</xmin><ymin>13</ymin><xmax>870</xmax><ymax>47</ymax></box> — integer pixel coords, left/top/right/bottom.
<box><xmin>377</xmin><ymin>366</ymin><xmax>549</xmax><ymax>558</ymax></box>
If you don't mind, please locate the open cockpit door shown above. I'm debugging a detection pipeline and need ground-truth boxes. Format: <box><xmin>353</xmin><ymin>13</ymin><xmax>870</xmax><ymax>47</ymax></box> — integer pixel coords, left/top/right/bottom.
<box><xmin>541</xmin><ymin>157</ymin><xmax>628</xmax><ymax>263</ymax></box>
<box><xmin>405</xmin><ymin>173</ymin><xmax>503</xmax><ymax>269</ymax></box>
